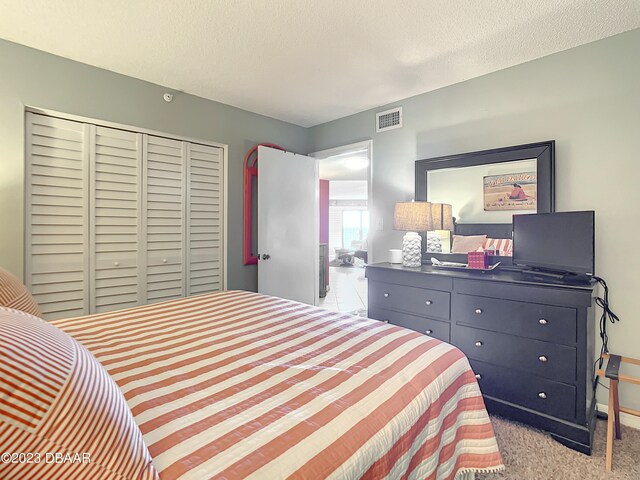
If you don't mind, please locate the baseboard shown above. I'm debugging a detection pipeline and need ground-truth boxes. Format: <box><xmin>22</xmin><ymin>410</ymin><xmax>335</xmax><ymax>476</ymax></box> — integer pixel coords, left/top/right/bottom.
<box><xmin>597</xmin><ymin>403</ymin><xmax>640</xmax><ymax>430</ymax></box>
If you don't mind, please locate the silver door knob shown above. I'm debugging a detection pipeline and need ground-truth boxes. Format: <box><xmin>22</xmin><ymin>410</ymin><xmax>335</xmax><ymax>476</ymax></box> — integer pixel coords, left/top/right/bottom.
<box><xmin>114</xmin><ymin>261</ymin><xmax>119</xmax><ymax>267</ymax></box>
<box><xmin>475</xmin><ymin>374</ymin><xmax>482</xmax><ymax>380</ymax></box>
<box><xmin>538</xmin><ymin>355</ymin><xmax>548</xmax><ymax>363</ymax></box>
<box><xmin>383</xmin><ymin>293</ymin><xmax>390</xmax><ymax>298</ymax></box>
<box><xmin>538</xmin><ymin>392</ymin><xmax>547</xmax><ymax>399</ymax></box>
<box><xmin>475</xmin><ymin>309</ymin><xmax>483</xmax><ymax>314</ymax></box>
<box><xmin>475</xmin><ymin>341</ymin><xmax>483</xmax><ymax>347</ymax></box>
<box><xmin>425</xmin><ymin>300</ymin><xmax>433</xmax><ymax>305</ymax></box>
<box><xmin>425</xmin><ymin>329</ymin><xmax>433</xmax><ymax>335</ymax></box>
<box><xmin>539</xmin><ymin>318</ymin><xmax>548</xmax><ymax>325</ymax></box>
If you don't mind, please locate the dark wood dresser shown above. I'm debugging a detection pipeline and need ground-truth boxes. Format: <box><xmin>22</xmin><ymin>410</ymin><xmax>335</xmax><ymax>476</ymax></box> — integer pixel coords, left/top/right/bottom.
<box><xmin>366</xmin><ymin>262</ymin><xmax>597</xmax><ymax>454</ymax></box>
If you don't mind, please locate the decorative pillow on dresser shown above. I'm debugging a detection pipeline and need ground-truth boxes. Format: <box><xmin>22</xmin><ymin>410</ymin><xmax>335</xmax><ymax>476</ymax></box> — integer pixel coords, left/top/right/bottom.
<box><xmin>0</xmin><ymin>307</ymin><xmax>159</xmax><ymax>480</ymax></box>
<box><xmin>0</xmin><ymin>267</ymin><xmax>42</xmax><ymax>317</ymax></box>
<box><xmin>451</xmin><ymin>234</ymin><xmax>487</xmax><ymax>253</ymax></box>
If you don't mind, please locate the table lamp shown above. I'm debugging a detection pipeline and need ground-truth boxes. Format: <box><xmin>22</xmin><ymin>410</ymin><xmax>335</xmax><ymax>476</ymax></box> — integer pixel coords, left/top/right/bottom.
<box><xmin>427</xmin><ymin>203</ymin><xmax>454</xmax><ymax>253</ymax></box>
<box><xmin>393</xmin><ymin>201</ymin><xmax>433</xmax><ymax>267</ymax></box>
<box><xmin>430</xmin><ymin>203</ymin><xmax>454</xmax><ymax>231</ymax></box>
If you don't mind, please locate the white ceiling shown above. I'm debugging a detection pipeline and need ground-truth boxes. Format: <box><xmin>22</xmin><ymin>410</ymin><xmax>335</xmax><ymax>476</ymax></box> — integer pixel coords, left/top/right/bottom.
<box><xmin>1</xmin><ymin>1</ymin><xmax>639</xmax><ymax>127</ymax></box>
<box><xmin>318</xmin><ymin>148</ymin><xmax>369</xmax><ymax>181</ymax></box>
<box><xmin>329</xmin><ymin>181</ymin><xmax>368</xmax><ymax>201</ymax></box>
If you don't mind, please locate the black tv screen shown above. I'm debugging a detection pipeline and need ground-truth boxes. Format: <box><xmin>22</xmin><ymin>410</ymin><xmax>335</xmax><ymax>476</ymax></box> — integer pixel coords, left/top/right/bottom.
<box><xmin>512</xmin><ymin>211</ymin><xmax>595</xmax><ymax>275</ymax></box>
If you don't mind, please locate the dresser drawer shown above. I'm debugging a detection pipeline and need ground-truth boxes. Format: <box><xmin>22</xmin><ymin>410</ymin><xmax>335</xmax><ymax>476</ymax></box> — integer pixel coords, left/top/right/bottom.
<box><xmin>368</xmin><ymin>307</ymin><xmax>450</xmax><ymax>342</ymax></box>
<box><xmin>452</xmin><ymin>293</ymin><xmax>577</xmax><ymax>345</ymax></box>
<box><xmin>366</xmin><ymin>266</ymin><xmax>452</xmax><ymax>290</ymax></box>
<box><xmin>452</xmin><ymin>325</ymin><xmax>576</xmax><ymax>384</ymax></box>
<box><xmin>469</xmin><ymin>359</ymin><xmax>577</xmax><ymax>422</ymax></box>
<box><xmin>369</xmin><ymin>281</ymin><xmax>450</xmax><ymax>321</ymax></box>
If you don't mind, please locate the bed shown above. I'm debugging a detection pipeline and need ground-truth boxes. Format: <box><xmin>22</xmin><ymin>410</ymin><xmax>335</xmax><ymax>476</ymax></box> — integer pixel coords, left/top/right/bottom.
<box><xmin>0</xmin><ymin>267</ymin><xmax>502</xmax><ymax>479</ymax></box>
<box><xmin>46</xmin><ymin>290</ymin><xmax>503</xmax><ymax>479</ymax></box>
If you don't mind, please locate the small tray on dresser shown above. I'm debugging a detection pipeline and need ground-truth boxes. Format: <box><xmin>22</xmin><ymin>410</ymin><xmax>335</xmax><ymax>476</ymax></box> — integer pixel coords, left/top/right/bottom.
<box><xmin>431</xmin><ymin>260</ymin><xmax>501</xmax><ymax>272</ymax></box>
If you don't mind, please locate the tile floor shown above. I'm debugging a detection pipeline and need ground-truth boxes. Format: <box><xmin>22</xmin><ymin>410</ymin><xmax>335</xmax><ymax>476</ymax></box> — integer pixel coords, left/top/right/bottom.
<box><xmin>318</xmin><ymin>265</ymin><xmax>368</xmax><ymax>315</ymax></box>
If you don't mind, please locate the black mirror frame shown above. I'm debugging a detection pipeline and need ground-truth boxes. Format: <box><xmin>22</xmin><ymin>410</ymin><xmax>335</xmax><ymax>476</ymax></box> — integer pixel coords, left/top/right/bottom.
<box><xmin>415</xmin><ymin>140</ymin><xmax>555</xmax><ymax>262</ymax></box>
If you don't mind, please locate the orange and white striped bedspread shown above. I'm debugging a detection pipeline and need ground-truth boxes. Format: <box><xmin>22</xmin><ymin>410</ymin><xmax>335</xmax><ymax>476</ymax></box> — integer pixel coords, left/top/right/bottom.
<box><xmin>52</xmin><ymin>290</ymin><xmax>503</xmax><ymax>480</ymax></box>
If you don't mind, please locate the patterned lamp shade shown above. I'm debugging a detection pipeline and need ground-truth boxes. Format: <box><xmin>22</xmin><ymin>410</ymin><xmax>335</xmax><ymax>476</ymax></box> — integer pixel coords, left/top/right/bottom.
<box><xmin>431</xmin><ymin>203</ymin><xmax>454</xmax><ymax>231</ymax></box>
<box><xmin>393</xmin><ymin>202</ymin><xmax>434</xmax><ymax>232</ymax></box>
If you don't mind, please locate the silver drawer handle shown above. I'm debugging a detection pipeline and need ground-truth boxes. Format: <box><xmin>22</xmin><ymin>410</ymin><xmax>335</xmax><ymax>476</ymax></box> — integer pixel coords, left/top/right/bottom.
<box><xmin>425</xmin><ymin>329</ymin><xmax>433</xmax><ymax>335</ymax></box>
<box><xmin>425</xmin><ymin>300</ymin><xmax>433</xmax><ymax>305</ymax></box>
<box><xmin>383</xmin><ymin>293</ymin><xmax>390</xmax><ymax>298</ymax></box>
<box><xmin>475</xmin><ymin>373</ymin><xmax>482</xmax><ymax>380</ymax></box>
<box><xmin>539</xmin><ymin>318</ymin><xmax>548</xmax><ymax>325</ymax></box>
<box><xmin>475</xmin><ymin>341</ymin><xmax>483</xmax><ymax>347</ymax></box>
<box><xmin>538</xmin><ymin>392</ymin><xmax>547</xmax><ymax>399</ymax></box>
<box><xmin>538</xmin><ymin>355</ymin><xmax>548</xmax><ymax>363</ymax></box>
<box><xmin>475</xmin><ymin>308</ymin><xmax>483</xmax><ymax>314</ymax></box>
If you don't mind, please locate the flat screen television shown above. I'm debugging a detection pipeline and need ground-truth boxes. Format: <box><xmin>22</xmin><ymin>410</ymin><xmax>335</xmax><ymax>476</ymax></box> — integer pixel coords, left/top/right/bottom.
<box><xmin>512</xmin><ymin>211</ymin><xmax>595</xmax><ymax>276</ymax></box>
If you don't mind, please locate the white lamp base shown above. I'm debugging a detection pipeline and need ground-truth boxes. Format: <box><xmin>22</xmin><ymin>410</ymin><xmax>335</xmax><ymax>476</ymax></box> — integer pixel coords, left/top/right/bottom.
<box><xmin>402</xmin><ymin>232</ymin><xmax>422</xmax><ymax>267</ymax></box>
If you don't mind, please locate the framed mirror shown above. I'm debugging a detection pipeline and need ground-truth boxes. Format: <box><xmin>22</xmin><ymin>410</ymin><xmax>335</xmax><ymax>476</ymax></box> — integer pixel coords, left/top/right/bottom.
<box><xmin>415</xmin><ymin>141</ymin><xmax>555</xmax><ymax>262</ymax></box>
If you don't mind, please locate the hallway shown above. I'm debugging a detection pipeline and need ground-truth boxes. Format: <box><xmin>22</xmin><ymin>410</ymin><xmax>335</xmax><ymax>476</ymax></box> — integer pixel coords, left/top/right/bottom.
<box><xmin>318</xmin><ymin>266</ymin><xmax>367</xmax><ymax>315</ymax></box>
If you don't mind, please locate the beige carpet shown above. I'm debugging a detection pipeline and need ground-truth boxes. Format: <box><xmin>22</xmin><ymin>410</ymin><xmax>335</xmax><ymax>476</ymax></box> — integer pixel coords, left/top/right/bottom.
<box><xmin>477</xmin><ymin>416</ymin><xmax>640</xmax><ymax>480</ymax></box>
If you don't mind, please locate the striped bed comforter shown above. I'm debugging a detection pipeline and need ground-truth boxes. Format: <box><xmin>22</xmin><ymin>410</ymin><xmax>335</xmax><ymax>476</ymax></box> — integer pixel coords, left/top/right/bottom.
<box><xmin>52</xmin><ymin>290</ymin><xmax>503</xmax><ymax>479</ymax></box>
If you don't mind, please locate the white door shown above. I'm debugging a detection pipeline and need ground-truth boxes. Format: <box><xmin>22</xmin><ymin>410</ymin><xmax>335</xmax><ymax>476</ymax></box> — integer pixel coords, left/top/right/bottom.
<box><xmin>25</xmin><ymin>113</ymin><xmax>90</xmax><ymax>319</ymax></box>
<box><xmin>257</xmin><ymin>146</ymin><xmax>319</xmax><ymax>305</ymax></box>
<box><xmin>90</xmin><ymin>126</ymin><xmax>143</xmax><ymax>313</ymax></box>
<box><xmin>186</xmin><ymin>142</ymin><xmax>224</xmax><ymax>295</ymax></box>
<box><xmin>144</xmin><ymin>135</ymin><xmax>186</xmax><ymax>303</ymax></box>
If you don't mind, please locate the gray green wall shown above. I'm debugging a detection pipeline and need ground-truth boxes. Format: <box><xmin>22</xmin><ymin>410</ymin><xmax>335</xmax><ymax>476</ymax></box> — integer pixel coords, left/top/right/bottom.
<box><xmin>0</xmin><ymin>39</ymin><xmax>309</xmax><ymax>292</ymax></box>
<box><xmin>309</xmin><ymin>28</ymin><xmax>640</xmax><ymax>412</ymax></box>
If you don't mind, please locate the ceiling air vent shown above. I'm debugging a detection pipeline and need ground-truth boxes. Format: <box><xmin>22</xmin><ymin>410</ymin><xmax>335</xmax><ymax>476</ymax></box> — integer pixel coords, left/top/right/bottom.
<box><xmin>376</xmin><ymin>107</ymin><xmax>402</xmax><ymax>132</ymax></box>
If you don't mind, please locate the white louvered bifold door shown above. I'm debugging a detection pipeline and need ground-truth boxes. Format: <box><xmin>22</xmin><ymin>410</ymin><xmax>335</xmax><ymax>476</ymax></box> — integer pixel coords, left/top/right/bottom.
<box><xmin>25</xmin><ymin>113</ymin><xmax>90</xmax><ymax>319</ymax></box>
<box><xmin>187</xmin><ymin>143</ymin><xmax>224</xmax><ymax>295</ymax></box>
<box><xmin>90</xmin><ymin>126</ymin><xmax>143</xmax><ymax>313</ymax></box>
<box><xmin>144</xmin><ymin>135</ymin><xmax>185</xmax><ymax>303</ymax></box>
<box><xmin>26</xmin><ymin>114</ymin><xmax>225</xmax><ymax>317</ymax></box>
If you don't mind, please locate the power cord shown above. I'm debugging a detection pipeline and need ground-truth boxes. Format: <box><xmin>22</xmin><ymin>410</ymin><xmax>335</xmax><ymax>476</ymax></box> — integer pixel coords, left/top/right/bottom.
<box><xmin>590</xmin><ymin>275</ymin><xmax>621</xmax><ymax>394</ymax></box>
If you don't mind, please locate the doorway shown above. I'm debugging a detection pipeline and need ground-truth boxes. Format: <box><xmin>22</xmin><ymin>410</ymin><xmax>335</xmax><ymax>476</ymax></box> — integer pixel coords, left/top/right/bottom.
<box><xmin>311</xmin><ymin>141</ymin><xmax>372</xmax><ymax>315</ymax></box>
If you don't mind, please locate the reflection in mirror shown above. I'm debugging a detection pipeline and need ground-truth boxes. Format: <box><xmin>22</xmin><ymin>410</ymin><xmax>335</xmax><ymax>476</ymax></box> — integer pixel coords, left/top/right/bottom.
<box><xmin>427</xmin><ymin>158</ymin><xmax>537</xmax><ymax>224</ymax></box>
<box><xmin>415</xmin><ymin>141</ymin><xmax>555</xmax><ymax>263</ymax></box>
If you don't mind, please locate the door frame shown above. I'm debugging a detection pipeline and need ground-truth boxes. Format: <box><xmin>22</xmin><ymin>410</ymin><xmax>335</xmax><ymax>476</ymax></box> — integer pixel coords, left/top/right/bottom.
<box><xmin>24</xmin><ymin>106</ymin><xmax>228</xmax><ymax>291</ymax></box>
<box><xmin>309</xmin><ymin>139</ymin><xmax>373</xmax><ymax>264</ymax></box>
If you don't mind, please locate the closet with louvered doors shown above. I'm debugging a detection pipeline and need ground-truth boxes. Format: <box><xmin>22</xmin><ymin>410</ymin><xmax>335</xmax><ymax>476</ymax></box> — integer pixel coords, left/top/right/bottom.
<box><xmin>90</xmin><ymin>126</ymin><xmax>144</xmax><ymax>313</ymax></box>
<box><xmin>187</xmin><ymin>143</ymin><xmax>224</xmax><ymax>295</ymax></box>
<box><xmin>25</xmin><ymin>112</ymin><xmax>225</xmax><ymax>320</ymax></box>
<box><xmin>25</xmin><ymin>114</ymin><xmax>90</xmax><ymax>319</ymax></box>
<box><xmin>144</xmin><ymin>135</ymin><xmax>186</xmax><ymax>303</ymax></box>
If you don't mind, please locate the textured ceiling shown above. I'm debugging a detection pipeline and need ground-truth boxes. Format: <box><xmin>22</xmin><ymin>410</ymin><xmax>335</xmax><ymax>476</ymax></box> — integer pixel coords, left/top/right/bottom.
<box><xmin>1</xmin><ymin>0</ymin><xmax>639</xmax><ymax>127</ymax></box>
